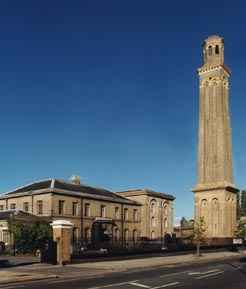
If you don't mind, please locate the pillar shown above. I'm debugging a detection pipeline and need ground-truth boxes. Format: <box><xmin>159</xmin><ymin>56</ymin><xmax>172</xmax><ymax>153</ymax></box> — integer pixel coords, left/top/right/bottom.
<box><xmin>51</xmin><ymin>220</ymin><xmax>73</xmax><ymax>265</ymax></box>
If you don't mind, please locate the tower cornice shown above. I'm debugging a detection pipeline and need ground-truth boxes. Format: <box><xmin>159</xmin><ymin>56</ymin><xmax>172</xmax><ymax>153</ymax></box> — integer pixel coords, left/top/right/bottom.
<box><xmin>197</xmin><ymin>64</ymin><xmax>231</xmax><ymax>76</ymax></box>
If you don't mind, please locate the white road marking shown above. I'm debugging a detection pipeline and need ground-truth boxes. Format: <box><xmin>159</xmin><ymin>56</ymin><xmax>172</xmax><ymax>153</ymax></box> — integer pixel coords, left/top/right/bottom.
<box><xmin>195</xmin><ymin>270</ymin><xmax>224</xmax><ymax>280</ymax></box>
<box><xmin>87</xmin><ymin>280</ymin><xmax>139</xmax><ymax>289</ymax></box>
<box><xmin>128</xmin><ymin>282</ymin><xmax>151</xmax><ymax>288</ymax></box>
<box><xmin>152</xmin><ymin>282</ymin><xmax>180</xmax><ymax>289</ymax></box>
<box><xmin>188</xmin><ymin>269</ymin><xmax>221</xmax><ymax>276</ymax></box>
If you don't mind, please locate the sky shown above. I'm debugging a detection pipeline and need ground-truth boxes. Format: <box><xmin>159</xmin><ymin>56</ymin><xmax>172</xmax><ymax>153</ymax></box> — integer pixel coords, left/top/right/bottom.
<box><xmin>0</xmin><ymin>0</ymin><xmax>245</xmax><ymax>219</ymax></box>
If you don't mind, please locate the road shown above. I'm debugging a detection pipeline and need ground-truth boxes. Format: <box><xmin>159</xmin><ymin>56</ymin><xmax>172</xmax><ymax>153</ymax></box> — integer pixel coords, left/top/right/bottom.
<box><xmin>1</xmin><ymin>258</ymin><xmax>246</xmax><ymax>289</ymax></box>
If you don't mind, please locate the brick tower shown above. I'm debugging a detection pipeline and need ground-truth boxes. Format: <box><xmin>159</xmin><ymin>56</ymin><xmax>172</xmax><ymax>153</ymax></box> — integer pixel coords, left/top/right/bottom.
<box><xmin>193</xmin><ymin>35</ymin><xmax>239</xmax><ymax>240</ymax></box>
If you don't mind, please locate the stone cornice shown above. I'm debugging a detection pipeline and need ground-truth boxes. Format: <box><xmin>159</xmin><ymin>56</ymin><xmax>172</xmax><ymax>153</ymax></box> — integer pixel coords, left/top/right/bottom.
<box><xmin>192</xmin><ymin>182</ymin><xmax>239</xmax><ymax>193</ymax></box>
<box><xmin>197</xmin><ymin>64</ymin><xmax>230</xmax><ymax>76</ymax></box>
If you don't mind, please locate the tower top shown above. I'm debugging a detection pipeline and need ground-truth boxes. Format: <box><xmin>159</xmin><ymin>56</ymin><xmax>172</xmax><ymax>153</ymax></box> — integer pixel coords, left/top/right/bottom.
<box><xmin>204</xmin><ymin>35</ymin><xmax>223</xmax><ymax>43</ymax></box>
<box><xmin>202</xmin><ymin>34</ymin><xmax>224</xmax><ymax>67</ymax></box>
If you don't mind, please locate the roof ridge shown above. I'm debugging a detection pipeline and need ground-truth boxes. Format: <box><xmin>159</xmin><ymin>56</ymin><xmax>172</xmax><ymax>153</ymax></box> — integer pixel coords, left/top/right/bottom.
<box><xmin>55</xmin><ymin>179</ymin><xmax>113</xmax><ymax>193</ymax></box>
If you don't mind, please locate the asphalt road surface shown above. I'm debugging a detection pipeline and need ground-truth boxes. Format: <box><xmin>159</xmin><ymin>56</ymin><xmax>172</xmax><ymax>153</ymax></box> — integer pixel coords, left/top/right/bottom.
<box><xmin>1</xmin><ymin>259</ymin><xmax>246</xmax><ymax>289</ymax></box>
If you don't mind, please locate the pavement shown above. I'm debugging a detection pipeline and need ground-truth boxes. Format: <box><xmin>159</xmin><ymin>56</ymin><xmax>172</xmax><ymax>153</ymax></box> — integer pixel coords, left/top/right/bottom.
<box><xmin>0</xmin><ymin>255</ymin><xmax>39</xmax><ymax>268</ymax></box>
<box><xmin>0</xmin><ymin>249</ymin><xmax>245</xmax><ymax>287</ymax></box>
<box><xmin>0</xmin><ymin>253</ymin><xmax>246</xmax><ymax>289</ymax></box>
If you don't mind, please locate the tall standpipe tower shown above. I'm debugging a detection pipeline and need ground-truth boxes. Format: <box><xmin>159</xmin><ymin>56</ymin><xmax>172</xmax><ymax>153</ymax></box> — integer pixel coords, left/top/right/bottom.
<box><xmin>193</xmin><ymin>35</ymin><xmax>239</xmax><ymax>241</ymax></box>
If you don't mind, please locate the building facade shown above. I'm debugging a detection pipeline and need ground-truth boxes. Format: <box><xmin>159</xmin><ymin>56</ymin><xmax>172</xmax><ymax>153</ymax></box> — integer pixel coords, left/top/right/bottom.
<box><xmin>193</xmin><ymin>35</ymin><xmax>239</xmax><ymax>240</ymax></box>
<box><xmin>0</xmin><ymin>178</ymin><xmax>175</xmax><ymax>247</ymax></box>
<box><xmin>117</xmin><ymin>189</ymin><xmax>174</xmax><ymax>241</ymax></box>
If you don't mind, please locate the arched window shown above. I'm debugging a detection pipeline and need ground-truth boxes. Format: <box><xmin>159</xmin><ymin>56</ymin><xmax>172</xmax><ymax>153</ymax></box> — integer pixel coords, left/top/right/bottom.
<box><xmin>164</xmin><ymin>204</ymin><xmax>168</xmax><ymax>216</ymax></box>
<box><xmin>212</xmin><ymin>198</ymin><xmax>219</xmax><ymax>235</ymax></box>
<box><xmin>164</xmin><ymin>218</ymin><xmax>168</xmax><ymax>229</ymax></box>
<box><xmin>201</xmin><ymin>199</ymin><xmax>207</xmax><ymax>207</ymax></box>
<box><xmin>208</xmin><ymin>45</ymin><xmax>212</xmax><ymax>56</ymax></box>
<box><xmin>151</xmin><ymin>216</ymin><xmax>156</xmax><ymax>227</ymax></box>
<box><xmin>150</xmin><ymin>200</ymin><xmax>156</xmax><ymax>215</ymax></box>
<box><xmin>215</xmin><ymin>45</ymin><xmax>219</xmax><ymax>54</ymax></box>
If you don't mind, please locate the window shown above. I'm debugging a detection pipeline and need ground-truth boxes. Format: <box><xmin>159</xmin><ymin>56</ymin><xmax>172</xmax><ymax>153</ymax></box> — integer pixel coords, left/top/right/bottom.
<box><xmin>215</xmin><ymin>45</ymin><xmax>219</xmax><ymax>54</ymax></box>
<box><xmin>114</xmin><ymin>228</ymin><xmax>120</xmax><ymax>242</ymax></box>
<box><xmin>2</xmin><ymin>230</ymin><xmax>9</xmax><ymax>243</ymax></box>
<box><xmin>124</xmin><ymin>208</ymin><xmax>128</xmax><ymax>220</ymax></box>
<box><xmin>37</xmin><ymin>200</ymin><xmax>43</xmax><ymax>215</ymax></box>
<box><xmin>201</xmin><ymin>199</ymin><xmax>207</xmax><ymax>207</ymax></box>
<box><xmin>151</xmin><ymin>231</ymin><xmax>155</xmax><ymax>240</ymax></box>
<box><xmin>124</xmin><ymin>229</ymin><xmax>129</xmax><ymax>242</ymax></box>
<box><xmin>150</xmin><ymin>200</ymin><xmax>156</xmax><ymax>215</ymax></box>
<box><xmin>208</xmin><ymin>45</ymin><xmax>212</xmax><ymax>56</ymax></box>
<box><xmin>115</xmin><ymin>207</ymin><xmax>120</xmax><ymax>219</ymax></box>
<box><xmin>100</xmin><ymin>205</ymin><xmax>106</xmax><ymax>218</ymax></box>
<box><xmin>164</xmin><ymin>204</ymin><xmax>168</xmax><ymax>216</ymax></box>
<box><xmin>72</xmin><ymin>202</ymin><xmax>78</xmax><ymax>216</ymax></box>
<box><xmin>84</xmin><ymin>203</ymin><xmax>90</xmax><ymax>217</ymax></box>
<box><xmin>0</xmin><ymin>205</ymin><xmax>4</xmax><ymax>211</ymax></box>
<box><xmin>84</xmin><ymin>228</ymin><xmax>91</xmax><ymax>242</ymax></box>
<box><xmin>133</xmin><ymin>209</ymin><xmax>138</xmax><ymax>221</ymax></box>
<box><xmin>23</xmin><ymin>202</ymin><xmax>29</xmax><ymax>212</ymax></box>
<box><xmin>58</xmin><ymin>200</ymin><xmax>65</xmax><ymax>215</ymax></box>
<box><xmin>164</xmin><ymin>218</ymin><xmax>168</xmax><ymax>229</ymax></box>
<box><xmin>151</xmin><ymin>216</ymin><xmax>156</xmax><ymax>227</ymax></box>
<box><xmin>10</xmin><ymin>203</ymin><xmax>16</xmax><ymax>210</ymax></box>
<box><xmin>72</xmin><ymin>227</ymin><xmax>79</xmax><ymax>243</ymax></box>
<box><xmin>133</xmin><ymin>229</ymin><xmax>138</xmax><ymax>243</ymax></box>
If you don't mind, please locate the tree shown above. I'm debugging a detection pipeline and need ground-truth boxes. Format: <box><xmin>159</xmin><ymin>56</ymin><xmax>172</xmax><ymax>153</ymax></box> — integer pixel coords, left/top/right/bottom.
<box><xmin>180</xmin><ymin>217</ymin><xmax>190</xmax><ymax>228</ymax></box>
<box><xmin>234</xmin><ymin>219</ymin><xmax>246</xmax><ymax>240</ymax></box>
<box><xmin>191</xmin><ymin>217</ymin><xmax>207</xmax><ymax>257</ymax></box>
<box><xmin>8</xmin><ymin>220</ymin><xmax>52</xmax><ymax>254</ymax></box>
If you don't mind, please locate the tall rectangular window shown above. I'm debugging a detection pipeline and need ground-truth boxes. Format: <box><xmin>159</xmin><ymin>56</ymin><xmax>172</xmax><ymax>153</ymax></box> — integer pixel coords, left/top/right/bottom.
<box><xmin>72</xmin><ymin>202</ymin><xmax>78</xmax><ymax>216</ymax></box>
<box><xmin>0</xmin><ymin>205</ymin><xmax>4</xmax><ymax>211</ymax></box>
<box><xmin>133</xmin><ymin>209</ymin><xmax>138</xmax><ymax>221</ymax></box>
<box><xmin>58</xmin><ymin>200</ymin><xmax>65</xmax><ymax>215</ymax></box>
<box><xmin>100</xmin><ymin>205</ymin><xmax>106</xmax><ymax>218</ymax></box>
<box><xmin>37</xmin><ymin>200</ymin><xmax>43</xmax><ymax>215</ymax></box>
<box><xmin>115</xmin><ymin>207</ymin><xmax>120</xmax><ymax>219</ymax></box>
<box><xmin>23</xmin><ymin>202</ymin><xmax>29</xmax><ymax>212</ymax></box>
<box><xmin>10</xmin><ymin>203</ymin><xmax>16</xmax><ymax>210</ymax></box>
<box><xmin>124</xmin><ymin>208</ymin><xmax>128</xmax><ymax>220</ymax></box>
<box><xmin>84</xmin><ymin>203</ymin><xmax>90</xmax><ymax>217</ymax></box>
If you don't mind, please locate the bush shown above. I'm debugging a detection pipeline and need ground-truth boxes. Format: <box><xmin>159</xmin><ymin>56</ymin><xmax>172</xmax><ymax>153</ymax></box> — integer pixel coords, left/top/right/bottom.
<box><xmin>10</xmin><ymin>221</ymin><xmax>52</xmax><ymax>254</ymax></box>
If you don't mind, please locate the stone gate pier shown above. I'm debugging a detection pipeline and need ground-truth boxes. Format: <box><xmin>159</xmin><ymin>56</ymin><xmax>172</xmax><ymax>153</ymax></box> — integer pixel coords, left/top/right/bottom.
<box><xmin>51</xmin><ymin>220</ymin><xmax>73</xmax><ymax>265</ymax></box>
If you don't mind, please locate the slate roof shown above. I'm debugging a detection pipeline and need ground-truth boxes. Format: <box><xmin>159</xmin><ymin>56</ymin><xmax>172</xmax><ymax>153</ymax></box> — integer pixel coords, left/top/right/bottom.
<box><xmin>0</xmin><ymin>209</ymin><xmax>44</xmax><ymax>221</ymax></box>
<box><xmin>0</xmin><ymin>179</ymin><xmax>140</xmax><ymax>206</ymax></box>
<box><xmin>117</xmin><ymin>189</ymin><xmax>175</xmax><ymax>201</ymax></box>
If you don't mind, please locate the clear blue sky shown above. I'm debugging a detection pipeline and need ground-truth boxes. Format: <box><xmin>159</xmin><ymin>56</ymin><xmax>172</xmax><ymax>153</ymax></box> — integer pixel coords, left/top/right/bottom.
<box><xmin>0</xmin><ymin>1</ymin><xmax>245</xmax><ymax>220</ymax></box>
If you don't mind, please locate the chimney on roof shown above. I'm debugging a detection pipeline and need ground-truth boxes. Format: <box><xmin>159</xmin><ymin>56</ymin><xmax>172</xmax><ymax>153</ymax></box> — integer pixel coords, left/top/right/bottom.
<box><xmin>70</xmin><ymin>175</ymin><xmax>81</xmax><ymax>185</ymax></box>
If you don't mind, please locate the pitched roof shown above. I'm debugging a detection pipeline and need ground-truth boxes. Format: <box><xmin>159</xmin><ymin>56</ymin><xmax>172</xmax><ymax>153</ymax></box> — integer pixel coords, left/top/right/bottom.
<box><xmin>117</xmin><ymin>189</ymin><xmax>175</xmax><ymax>201</ymax></box>
<box><xmin>0</xmin><ymin>209</ymin><xmax>44</xmax><ymax>221</ymax></box>
<box><xmin>0</xmin><ymin>179</ymin><xmax>140</xmax><ymax>206</ymax></box>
